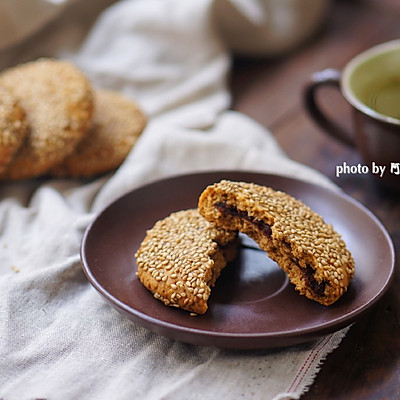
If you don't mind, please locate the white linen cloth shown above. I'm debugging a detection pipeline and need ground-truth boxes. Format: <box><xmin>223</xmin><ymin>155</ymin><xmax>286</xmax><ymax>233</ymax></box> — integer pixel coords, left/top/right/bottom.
<box><xmin>0</xmin><ymin>0</ymin><xmax>350</xmax><ymax>399</ymax></box>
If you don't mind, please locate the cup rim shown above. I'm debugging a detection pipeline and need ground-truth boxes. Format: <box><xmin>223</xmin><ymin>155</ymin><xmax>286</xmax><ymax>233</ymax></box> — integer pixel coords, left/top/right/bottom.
<box><xmin>341</xmin><ymin>39</ymin><xmax>400</xmax><ymax>126</ymax></box>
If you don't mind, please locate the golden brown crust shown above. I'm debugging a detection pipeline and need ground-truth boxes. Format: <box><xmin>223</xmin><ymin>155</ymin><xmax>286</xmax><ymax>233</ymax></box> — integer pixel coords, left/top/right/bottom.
<box><xmin>135</xmin><ymin>209</ymin><xmax>238</xmax><ymax>314</ymax></box>
<box><xmin>0</xmin><ymin>85</ymin><xmax>28</xmax><ymax>173</ymax></box>
<box><xmin>50</xmin><ymin>89</ymin><xmax>147</xmax><ymax>178</ymax></box>
<box><xmin>0</xmin><ymin>58</ymin><xmax>93</xmax><ymax>180</ymax></box>
<box><xmin>198</xmin><ymin>180</ymin><xmax>355</xmax><ymax>306</ymax></box>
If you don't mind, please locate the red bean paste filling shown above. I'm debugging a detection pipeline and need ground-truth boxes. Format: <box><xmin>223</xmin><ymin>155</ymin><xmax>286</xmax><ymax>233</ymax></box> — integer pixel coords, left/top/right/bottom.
<box><xmin>215</xmin><ymin>202</ymin><xmax>272</xmax><ymax>237</ymax></box>
<box><xmin>303</xmin><ymin>264</ymin><xmax>326</xmax><ymax>297</ymax></box>
<box><xmin>215</xmin><ymin>201</ymin><xmax>327</xmax><ymax>297</ymax></box>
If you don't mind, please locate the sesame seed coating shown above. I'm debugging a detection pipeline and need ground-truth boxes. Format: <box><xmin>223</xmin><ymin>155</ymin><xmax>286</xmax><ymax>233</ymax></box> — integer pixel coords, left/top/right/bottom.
<box><xmin>50</xmin><ymin>89</ymin><xmax>147</xmax><ymax>178</ymax></box>
<box><xmin>135</xmin><ymin>209</ymin><xmax>238</xmax><ymax>314</ymax></box>
<box><xmin>0</xmin><ymin>85</ymin><xmax>28</xmax><ymax>173</ymax></box>
<box><xmin>198</xmin><ymin>180</ymin><xmax>355</xmax><ymax>306</ymax></box>
<box><xmin>0</xmin><ymin>58</ymin><xmax>93</xmax><ymax>180</ymax></box>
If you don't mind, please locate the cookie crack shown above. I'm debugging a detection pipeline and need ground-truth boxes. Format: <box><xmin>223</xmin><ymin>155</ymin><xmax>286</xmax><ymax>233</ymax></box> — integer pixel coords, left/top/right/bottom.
<box><xmin>214</xmin><ymin>201</ymin><xmax>272</xmax><ymax>238</ymax></box>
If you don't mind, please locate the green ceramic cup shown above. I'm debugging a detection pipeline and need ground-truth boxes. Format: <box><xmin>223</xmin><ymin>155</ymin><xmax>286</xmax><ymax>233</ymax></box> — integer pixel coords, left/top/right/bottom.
<box><xmin>304</xmin><ymin>40</ymin><xmax>400</xmax><ymax>190</ymax></box>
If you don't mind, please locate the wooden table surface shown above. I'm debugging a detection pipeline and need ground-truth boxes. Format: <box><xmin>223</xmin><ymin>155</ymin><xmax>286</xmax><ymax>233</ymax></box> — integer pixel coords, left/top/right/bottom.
<box><xmin>231</xmin><ymin>0</ymin><xmax>399</xmax><ymax>398</ymax></box>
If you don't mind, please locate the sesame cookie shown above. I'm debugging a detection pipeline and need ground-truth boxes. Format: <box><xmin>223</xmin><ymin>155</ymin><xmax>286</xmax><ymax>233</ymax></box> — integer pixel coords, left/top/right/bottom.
<box><xmin>0</xmin><ymin>58</ymin><xmax>93</xmax><ymax>180</ymax></box>
<box><xmin>0</xmin><ymin>85</ymin><xmax>28</xmax><ymax>173</ymax></box>
<box><xmin>135</xmin><ymin>209</ymin><xmax>238</xmax><ymax>314</ymax></box>
<box><xmin>50</xmin><ymin>89</ymin><xmax>146</xmax><ymax>178</ymax></box>
<box><xmin>198</xmin><ymin>180</ymin><xmax>355</xmax><ymax>306</ymax></box>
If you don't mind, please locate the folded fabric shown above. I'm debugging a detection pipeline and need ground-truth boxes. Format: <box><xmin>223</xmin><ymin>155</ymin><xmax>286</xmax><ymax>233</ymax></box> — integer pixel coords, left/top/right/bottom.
<box><xmin>0</xmin><ymin>1</ymin><xmax>347</xmax><ymax>399</ymax></box>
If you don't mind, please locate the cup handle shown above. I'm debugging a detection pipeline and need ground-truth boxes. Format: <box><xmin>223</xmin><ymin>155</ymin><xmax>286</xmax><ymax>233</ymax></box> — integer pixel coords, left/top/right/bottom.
<box><xmin>304</xmin><ymin>68</ymin><xmax>356</xmax><ymax>148</ymax></box>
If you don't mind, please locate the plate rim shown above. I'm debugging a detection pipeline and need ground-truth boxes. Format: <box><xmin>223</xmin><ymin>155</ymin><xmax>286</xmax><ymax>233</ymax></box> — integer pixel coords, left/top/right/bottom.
<box><xmin>81</xmin><ymin>170</ymin><xmax>396</xmax><ymax>347</ymax></box>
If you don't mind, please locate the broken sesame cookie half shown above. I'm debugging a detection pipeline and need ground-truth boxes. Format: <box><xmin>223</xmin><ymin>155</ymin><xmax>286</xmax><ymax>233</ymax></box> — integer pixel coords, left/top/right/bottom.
<box><xmin>135</xmin><ymin>209</ymin><xmax>238</xmax><ymax>314</ymax></box>
<box><xmin>198</xmin><ymin>180</ymin><xmax>355</xmax><ymax>306</ymax></box>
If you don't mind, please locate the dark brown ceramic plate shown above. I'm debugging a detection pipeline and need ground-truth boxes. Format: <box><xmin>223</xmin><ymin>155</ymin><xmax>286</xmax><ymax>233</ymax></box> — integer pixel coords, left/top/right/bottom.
<box><xmin>81</xmin><ymin>171</ymin><xmax>395</xmax><ymax>349</ymax></box>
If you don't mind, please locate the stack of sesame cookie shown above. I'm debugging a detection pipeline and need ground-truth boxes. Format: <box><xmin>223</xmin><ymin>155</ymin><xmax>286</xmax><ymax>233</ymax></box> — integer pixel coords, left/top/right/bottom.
<box><xmin>0</xmin><ymin>58</ymin><xmax>147</xmax><ymax>180</ymax></box>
